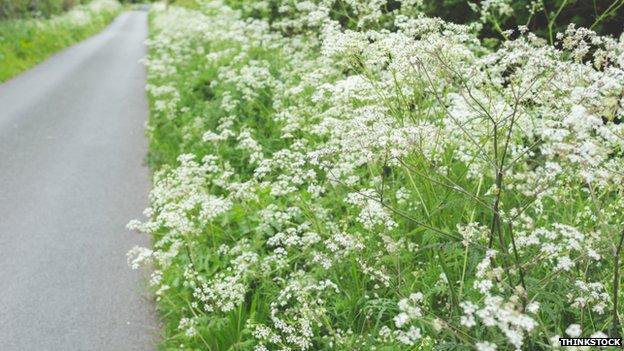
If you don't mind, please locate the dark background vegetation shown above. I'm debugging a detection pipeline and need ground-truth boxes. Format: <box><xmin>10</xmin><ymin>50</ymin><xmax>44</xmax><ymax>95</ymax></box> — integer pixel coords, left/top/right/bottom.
<box><xmin>419</xmin><ymin>0</ymin><xmax>624</xmax><ymax>42</ymax></box>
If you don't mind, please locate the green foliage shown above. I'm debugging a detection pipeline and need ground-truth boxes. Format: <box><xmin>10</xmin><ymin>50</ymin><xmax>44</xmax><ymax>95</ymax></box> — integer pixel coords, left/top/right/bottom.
<box><xmin>0</xmin><ymin>0</ymin><xmax>120</xmax><ymax>82</ymax></box>
<box><xmin>0</xmin><ymin>0</ymin><xmax>87</xmax><ymax>19</ymax></box>
<box><xmin>170</xmin><ymin>0</ymin><xmax>199</xmax><ymax>9</ymax></box>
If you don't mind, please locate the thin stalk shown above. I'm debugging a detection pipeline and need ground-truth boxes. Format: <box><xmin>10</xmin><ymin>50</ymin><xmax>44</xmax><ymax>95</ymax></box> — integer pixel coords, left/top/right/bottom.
<box><xmin>547</xmin><ymin>0</ymin><xmax>569</xmax><ymax>44</ymax></box>
<box><xmin>508</xmin><ymin>222</ymin><xmax>528</xmax><ymax>298</ymax></box>
<box><xmin>591</xmin><ymin>0</ymin><xmax>624</xmax><ymax>30</ymax></box>
<box><xmin>438</xmin><ymin>247</ymin><xmax>459</xmax><ymax>315</ymax></box>
<box><xmin>612</xmin><ymin>228</ymin><xmax>624</xmax><ymax>336</ymax></box>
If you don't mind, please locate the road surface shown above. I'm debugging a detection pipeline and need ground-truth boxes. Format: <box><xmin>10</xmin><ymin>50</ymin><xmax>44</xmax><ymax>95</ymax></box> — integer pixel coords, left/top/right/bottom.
<box><xmin>0</xmin><ymin>10</ymin><xmax>158</xmax><ymax>350</ymax></box>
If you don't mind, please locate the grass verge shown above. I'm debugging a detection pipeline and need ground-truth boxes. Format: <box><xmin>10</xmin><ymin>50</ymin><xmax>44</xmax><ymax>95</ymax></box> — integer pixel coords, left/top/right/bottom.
<box><xmin>0</xmin><ymin>0</ymin><xmax>121</xmax><ymax>82</ymax></box>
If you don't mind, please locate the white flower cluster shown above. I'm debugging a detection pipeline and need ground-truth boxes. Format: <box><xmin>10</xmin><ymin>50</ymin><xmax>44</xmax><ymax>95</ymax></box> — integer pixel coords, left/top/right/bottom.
<box><xmin>461</xmin><ymin>295</ymin><xmax>537</xmax><ymax>350</ymax></box>
<box><xmin>392</xmin><ymin>293</ymin><xmax>424</xmax><ymax>345</ymax></box>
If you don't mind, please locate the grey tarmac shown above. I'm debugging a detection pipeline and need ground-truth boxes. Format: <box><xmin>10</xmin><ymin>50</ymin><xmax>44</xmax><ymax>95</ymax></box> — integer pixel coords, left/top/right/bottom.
<box><xmin>0</xmin><ymin>10</ymin><xmax>158</xmax><ymax>351</ymax></box>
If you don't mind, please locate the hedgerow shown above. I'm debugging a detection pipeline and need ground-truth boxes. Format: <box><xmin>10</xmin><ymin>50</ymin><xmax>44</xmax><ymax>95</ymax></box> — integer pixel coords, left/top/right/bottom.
<box><xmin>0</xmin><ymin>0</ymin><xmax>120</xmax><ymax>81</ymax></box>
<box><xmin>0</xmin><ymin>0</ymin><xmax>87</xmax><ymax>19</ymax></box>
<box><xmin>129</xmin><ymin>1</ymin><xmax>624</xmax><ymax>350</ymax></box>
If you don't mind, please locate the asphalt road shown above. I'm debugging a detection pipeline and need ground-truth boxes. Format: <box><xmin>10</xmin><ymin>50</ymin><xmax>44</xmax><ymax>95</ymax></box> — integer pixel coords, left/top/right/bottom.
<box><xmin>0</xmin><ymin>10</ymin><xmax>158</xmax><ymax>350</ymax></box>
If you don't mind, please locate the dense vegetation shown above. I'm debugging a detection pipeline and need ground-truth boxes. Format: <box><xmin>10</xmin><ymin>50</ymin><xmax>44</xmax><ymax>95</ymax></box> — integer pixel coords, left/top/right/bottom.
<box><xmin>0</xmin><ymin>0</ymin><xmax>146</xmax><ymax>19</ymax></box>
<box><xmin>0</xmin><ymin>0</ymin><xmax>120</xmax><ymax>81</ymax></box>
<box><xmin>129</xmin><ymin>0</ymin><xmax>624</xmax><ymax>350</ymax></box>
<box><xmin>0</xmin><ymin>0</ymin><xmax>87</xmax><ymax>19</ymax></box>
<box><xmin>220</xmin><ymin>0</ymin><xmax>624</xmax><ymax>43</ymax></box>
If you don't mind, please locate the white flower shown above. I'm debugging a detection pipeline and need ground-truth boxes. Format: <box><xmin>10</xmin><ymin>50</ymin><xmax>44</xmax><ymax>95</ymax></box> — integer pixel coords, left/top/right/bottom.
<box><xmin>526</xmin><ymin>302</ymin><xmax>540</xmax><ymax>314</ymax></box>
<box><xmin>565</xmin><ymin>324</ymin><xmax>582</xmax><ymax>337</ymax></box>
<box><xmin>475</xmin><ymin>341</ymin><xmax>497</xmax><ymax>351</ymax></box>
<box><xmin>590</xmin><ymin>331</ymin><xmax>608</xmax><ymax>338</ymax></box>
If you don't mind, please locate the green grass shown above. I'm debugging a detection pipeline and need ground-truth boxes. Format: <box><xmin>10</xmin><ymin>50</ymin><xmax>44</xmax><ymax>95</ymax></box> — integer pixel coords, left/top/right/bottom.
<box><xmin>0</xmin><ymin>0</ymin><xmax>121</xmax><ymax>82</ymax></box>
